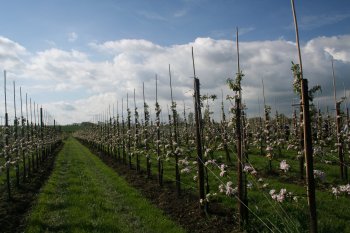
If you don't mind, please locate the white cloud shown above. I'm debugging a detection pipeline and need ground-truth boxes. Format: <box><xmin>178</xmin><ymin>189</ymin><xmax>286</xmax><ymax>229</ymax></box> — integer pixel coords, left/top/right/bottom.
<box><xmin>174</xmin><ymin>8</ymin><xmax>188</xmax><ymax>18</ymax></box>
<box><xmin>0</xmin><ymin>35</ymin><xmax>350</xmax><ymax>124</ymax></box>
<box><xmin>68</xmin><ymin>32</ymin><xmax>78</xmax><ymax>42</ymax></box>
<box><xmin>89</xmin><ymin>39</ymin><xmax>164</xmax><ymax>55</ymax></box>
<box><xmin>299</xmin><ymin>13</ymin><xmax>350</xmax><ymax>30</ymax></box>
<box><xmin>0</xmin><ymin>36</ymin><xmax>27</xmax><ymax>70</ymax></box>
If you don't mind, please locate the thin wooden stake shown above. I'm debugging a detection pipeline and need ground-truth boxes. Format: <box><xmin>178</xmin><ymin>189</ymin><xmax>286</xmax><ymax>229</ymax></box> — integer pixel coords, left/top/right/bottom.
<box><xmin>235</xmin><ymin>28</ymin><xmax>247</xmax><ymax>229</ymax></box>
<box><xmin>4</xmin><ymin>71</ymin><xmax>11</xmax><ymax>200</ymax></box>
<box><xmin>291</xmin><ymin>1</ymin><xmax>318</xmax><ymax>232</ymax></box>
<box><xmin>192</xmin><ymin>47</ymin><xmax>206</xmax><ymax>211</ymax></box>
<box><xmin>169</xmin><ymin>64</ymin><xmax>181</xmax><ymax>196</ymax></box>
<box><xmin>332</xmin><ymin>59</ymin><xmax>344</xmax><ymax>179</ymax></box>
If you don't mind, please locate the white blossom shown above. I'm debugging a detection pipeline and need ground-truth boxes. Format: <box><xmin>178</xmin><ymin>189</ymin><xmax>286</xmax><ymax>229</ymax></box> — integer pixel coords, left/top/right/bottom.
<box><xmin>279</xmin><ymin>160</ymin><xmax>290</xmax><ymax>172</ymax></box>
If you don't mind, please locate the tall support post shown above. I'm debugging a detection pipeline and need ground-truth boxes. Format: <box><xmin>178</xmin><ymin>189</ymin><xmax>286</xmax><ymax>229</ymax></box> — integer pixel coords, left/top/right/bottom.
<box><xmin>20</xmin><ymin>87</ymin><xmax>26</xmax><ymax>181</ymax></box>
<box><xmin>122</xmin><ymin>98</ymin><xmax>126</xmax><ymax>164</ymax></box>
<box><xmin>4</xmin><ymin>71</ymin><xmax>11</xmax><ymax>200</ymax></box>
<box><xmin>13</xmin><ymin>81</ymin><xmax>20</xmax><ymax>187</ymax></box>
<box><xmin>235</xmin><ymin>95</ymin><xmax>244</xmax><ymax>229</ymax></box>
<box><xmin>169</xmin><ymin>64</ymin><xmax>181</xmax><ymax>196</ymax></box>
<box><xmin>192</xmin><ymin>47</ymin><xmax>206</xmax><ymax>211</ymax></box>
<box><xmin>291</xmin><ymin>0</ymin><xmax>318</xmax><ymax>232</ymax></box>
<box><xmin>40</xmin><ymin>107</ymin><xmax>44</xmax><ymax>160</ymax></box>
<box><xmin>30</xmin><ymin>98</ymin><xmax>35</xmax><ymax>171</ymax></box>
<box><xmin>26</xmin><ymin>93</ymin><xmax>31</xmax><ymax>176</ymax></box>
<box><xmin>332</xmin><ymin>59</ymin><xmax>344</xmax><ymax>180</ymax></box>
<box><xmin>155</xmin><ymin>75</ymin><xmax>163</xmax><ymax>186</ymax></box>
<box><xmin>134</xmin><ymin>89</ymin><xmax>140</xmax><ymax>172</ymax></box>
<box><xmin>235</xmin><ymin>27</ymin><xmax>247</xmax><ymax>230</ymax></box>
<box><xmin>127</xmin><ymin>94</ymin><xmax>132</xmax><ymax>169</ymax></box>
<box><xmin>143</xmin><ymin>82</ymin><xmax>151</xmax><ymax>178</ymax></box>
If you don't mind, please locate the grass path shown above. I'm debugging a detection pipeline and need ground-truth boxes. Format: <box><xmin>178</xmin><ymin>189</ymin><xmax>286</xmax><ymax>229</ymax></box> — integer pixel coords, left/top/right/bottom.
<box><xmin>26</xmin><ymin>137</ymin><xmax>185</xmax><ymax>233</ymax></box>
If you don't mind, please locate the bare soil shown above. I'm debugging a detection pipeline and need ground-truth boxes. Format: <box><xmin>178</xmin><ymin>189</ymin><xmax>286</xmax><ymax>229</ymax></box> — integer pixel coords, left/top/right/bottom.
<box><xmin>83</xmin><ymin>142</ymin><xmax>239</xmax><ymax>233</ymax></box>
<box><xmin>0</xmin><ymin>144</ymin><xmax>63</xmax><ymax>233</ymax></box>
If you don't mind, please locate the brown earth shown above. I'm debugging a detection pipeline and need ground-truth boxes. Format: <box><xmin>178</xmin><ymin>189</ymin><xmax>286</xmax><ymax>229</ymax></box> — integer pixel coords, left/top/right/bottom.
<box><xmin>0</xmin><ymin>139</ymin><xmax>238</xmax><ymax>233</ymax></box>
<box><xmin>0</xmin><ymin>144</ymin><xmax>63</xmax><ymax>233</ymax></box>
<box><xmin>84</xmin><ymin>142</ymin><xmax>239</xmax><ymax>233</ymax></box>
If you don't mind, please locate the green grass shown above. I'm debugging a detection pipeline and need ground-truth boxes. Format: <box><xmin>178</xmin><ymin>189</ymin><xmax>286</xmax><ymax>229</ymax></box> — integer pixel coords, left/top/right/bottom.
<box><xmin>118</xmin><ymin>142</ymin><xmax>350</xmax><ymax>233</ymax></box>
<box><xmin>26</xmin><ymin>137</ymin><xmax>185</xmax><ymax>233</ymax></box>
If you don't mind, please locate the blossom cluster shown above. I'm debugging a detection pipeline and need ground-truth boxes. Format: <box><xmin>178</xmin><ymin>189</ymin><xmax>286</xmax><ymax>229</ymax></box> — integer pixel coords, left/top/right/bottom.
<box><xmin>279</xmin><ymin>160</ymin><xmax>290</xmax><ymax>173</ymax></box>
<box><xmin>269</xmin><ymin>188</ymin><xmax>295</xmax><ymax>202</ymax></box>
<box><xmin>219</xmin><ymin>181</ymin><xmax>238</xmax><ymax>196</ymax></box>
<box><xmin>179</xmin><ymin>157</ymin><xmax>191</xmax><ymax>174</ymax></box>
<box><xmin>200</xmin><ymin>192</ymin><xmax>218</xmax><ymax>205</ymax></box>
<box><xmin>243</xmin><ymin>164</ymin><xmax>257</xmax><ymax>175</ymax></box>
<box><xmin>331</xmin><ymin>184</ymin><xmax>350</xmax><ymax>197</ymax></box>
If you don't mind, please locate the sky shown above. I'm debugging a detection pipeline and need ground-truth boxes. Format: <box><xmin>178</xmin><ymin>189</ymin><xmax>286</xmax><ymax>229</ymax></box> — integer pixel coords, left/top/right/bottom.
<box><xmin>0</xmin><ymin>0</ymin><xmax>349</xmax><ymax>124</ymax></box>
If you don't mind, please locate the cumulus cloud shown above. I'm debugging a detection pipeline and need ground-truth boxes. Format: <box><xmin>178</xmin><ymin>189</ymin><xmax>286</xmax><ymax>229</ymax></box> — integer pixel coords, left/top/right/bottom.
<box><xmin>89</xmin><ymin>39</ymin><xmax>164</xmax><ymax>55</ymax></box>
<box><xmin>0</xmin><ymin>36</ymin><xmax>27</xmax><ymax>70</ymax></box>
<box><xmin>0</xmin><ymin>35</ymin><xmax>350</xmax><ymax>124</ymax></box>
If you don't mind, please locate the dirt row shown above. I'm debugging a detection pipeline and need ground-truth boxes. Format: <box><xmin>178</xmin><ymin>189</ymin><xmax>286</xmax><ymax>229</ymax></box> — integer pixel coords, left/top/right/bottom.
<box><xmin>0</xmin><ymin>139</ymin><xmax>237</xmax><ymax>233</ymax></box>
<box><xmin>82</xmin><ymin>141</ymin><xmax>238</xmax><ymax>233</ymax></box>
<box><xmin>0</xmin><ymin>143</ymin><xmax>63</xmax><ymax>233</ymax></box>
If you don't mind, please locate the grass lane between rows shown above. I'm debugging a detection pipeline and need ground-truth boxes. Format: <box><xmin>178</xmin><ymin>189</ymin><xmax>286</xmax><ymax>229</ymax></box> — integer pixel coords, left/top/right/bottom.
<box><xmin>26</xmin><ymin>137</ymin><xmax>186</xmax><ymax>233</ymax></box>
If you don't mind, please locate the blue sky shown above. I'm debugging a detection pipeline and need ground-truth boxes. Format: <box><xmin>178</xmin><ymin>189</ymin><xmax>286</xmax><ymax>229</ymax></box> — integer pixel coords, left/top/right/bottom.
<box><xmin>2</xmin><ymin>0</ymin><xmax>349</xmax><ymax>51</ymax></box>
<box><xmin>0</xmin><ymin>0</ymin><xmax>349</xmax><ymax>124</ymax></box>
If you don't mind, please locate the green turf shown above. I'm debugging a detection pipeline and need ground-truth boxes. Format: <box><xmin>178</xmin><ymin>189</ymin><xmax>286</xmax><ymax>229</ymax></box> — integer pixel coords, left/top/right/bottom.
<box><xmin>119</xmin><ymin>142</ymin><xmax>350</xmax><ymax>233</ymax></box>
<box><xmin>25</xmin><ymin>137</ymin><xmax>185</xmax><ymax>233</ymax></box>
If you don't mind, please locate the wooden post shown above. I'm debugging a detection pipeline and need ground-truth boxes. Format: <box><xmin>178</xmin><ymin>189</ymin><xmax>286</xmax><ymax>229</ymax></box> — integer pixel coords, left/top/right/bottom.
<box><xmin>235</xmin><ymin>28</ymin><xmax>247</xmax><ymax>229</ymax></box>
<box><xmin>35</xmin><ymin>104</ymin><xmax>39</xmax><ymax>167</ymax></box>
<box><xmin>155</xmin><ymin>75</ymin><xmax>163</xmax><ymax>186</ymax></box>
<box><xmin>26</xmin><ymin>93</ymin><xmax>31</xmax><ymax>176</ymax></box>
<box><xmin>332</xmin><ymin>59</ymin><xmax>344</xmax><ymax>180</ymax></box>
<box><xmin>346</xmin><ymin>107</ymin><xmax>349</xmax><ymax>181</ymax></box>
<box><xmin>13</xmin><ymin>81</ymin><xmax>20</xmax><ymax>188</ymax></box>
<box><xmin>20</xmin><ymin>87</ymin><xmax>26</xmax><ymax>181</ymax></box>
<box><xmin>291</xmin><ymin>0</ymin><xmax>318</xmax><ymax>232</ymax></box>
<box><xmin>4</xmin><ymin>71</ymin><xmax>11</xmax><ymax>200</ymax></box>
<box><xmin>235</xmin><ymin>95</ymin><xmax>245</xmax><ymax>229</ymax></box>
<box><xmin>30</xmin><ymin>98</ymin><xmax>35</xmax><ymax>171</ymax></box>
<box><xmin>143</xmin><ymin>82</ymin><xmax>151</xmax><ymax>178</ymax></box>
<box><xmin>301</xmin><ymin>79</ymin><xmax>318</xmax><ymax>233</ymax></box>
<box><xmin>117</xmin><ymin>101</ymin><xmax>121</xmax><ymax>161</ymax></box>
<box><xmin>221</xmin><ymin>90</ymin><xmax>231</xmax><ymax>164</ymax></box>
<box><xmin>299</xmin><ymin>104</ymin><xmax>305</xmax><ymax>180</ymax></box>
<box><xmin>169</xmin><ymin>64</ymin><xmax>181</xmax><ymax>196</ymax></box>
<box><xmin>134</xmin><ymin>89</ymin><xmax>140</xmax><ymax>172</ymax></box>
<box><xmin>127</xmin><ymin>94</ymin><xmax>132</xmax><ymax>169</ymax></box>
<box><xmin>40</xmin><ymin>107</ymin><xmax>44</xmax><ymax>161</ymax></box>
<box><xmin>122</xmin><ymin>98</ymin><xmax>126</xmax><ymax>164</ymax></box>
<box><xmin>192</xmin><ymin>48</ymin><xmax>206</xmax><ymax>211</ymax></box>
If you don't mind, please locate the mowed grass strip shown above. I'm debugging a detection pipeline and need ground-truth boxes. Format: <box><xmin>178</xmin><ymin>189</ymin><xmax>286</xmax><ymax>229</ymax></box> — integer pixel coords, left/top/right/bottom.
<box><xmin>26</xmin><ymin>137</ymin><xmax>186</xmax><ymax>233</ymax></box>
